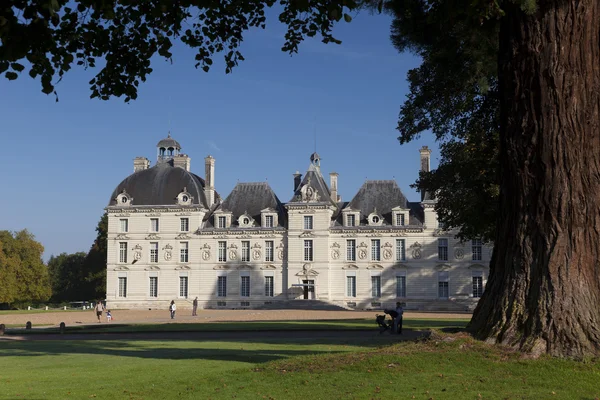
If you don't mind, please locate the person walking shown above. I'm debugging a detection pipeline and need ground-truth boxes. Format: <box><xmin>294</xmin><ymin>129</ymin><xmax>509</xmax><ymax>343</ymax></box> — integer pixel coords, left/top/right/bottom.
<box><xmin>192</xmin><ymin>297</ymin><xmax>198</xmax><ymax>316</ymax></box>
<box><xmin>94</xmin><ymin>301</ymin><xmax>104</xmax><ymax>323</ymax></box>
<box><xmin>169</xmin><ymin>300</ymin><xmax>176</xmax><ymax>319</ymax></box>
<box><xmin>394</xmin><ymin>302</ymin><xmax>404</xmax><ymax>334</ymax></box>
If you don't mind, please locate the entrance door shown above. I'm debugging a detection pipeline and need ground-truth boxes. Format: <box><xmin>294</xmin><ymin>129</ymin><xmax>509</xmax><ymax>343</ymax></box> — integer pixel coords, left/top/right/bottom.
<box><xmin>303</xmin><ymin>280</ymin><xmax>314</xmax><ymax>299</ymax></box>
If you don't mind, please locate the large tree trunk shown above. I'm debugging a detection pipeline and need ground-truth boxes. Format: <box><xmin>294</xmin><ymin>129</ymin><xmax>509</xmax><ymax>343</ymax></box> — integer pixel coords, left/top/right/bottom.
<box><xmin>468</xmin><ymin>0</ymin><xmax>600</xmax><ymax>358</ymax></box>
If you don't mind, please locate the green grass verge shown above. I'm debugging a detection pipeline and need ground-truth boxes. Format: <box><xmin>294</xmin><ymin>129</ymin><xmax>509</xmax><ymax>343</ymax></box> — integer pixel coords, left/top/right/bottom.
<box><xmin>0</xmin><ymin>331</ymin><xmax>597</xmax><ymax>399</ymax></box>
<box><xmin>5</xmin><ymin>318</ymin><xmax>470</xmax><ymax>335</ymax></box>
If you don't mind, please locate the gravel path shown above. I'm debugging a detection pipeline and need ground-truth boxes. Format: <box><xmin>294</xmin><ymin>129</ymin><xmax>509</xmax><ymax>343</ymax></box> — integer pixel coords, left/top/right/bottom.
<box><xmin>0</xmin><ymin>309</ymin><xmax>471</xmax><ymax>328</ymax></box>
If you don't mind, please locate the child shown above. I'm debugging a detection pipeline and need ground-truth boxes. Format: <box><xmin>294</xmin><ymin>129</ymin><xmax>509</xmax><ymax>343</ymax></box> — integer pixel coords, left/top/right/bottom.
<box><xmin>106</xmin><ymin>310</ymin><xmax>112</xmax><ymax>322</ymax></box>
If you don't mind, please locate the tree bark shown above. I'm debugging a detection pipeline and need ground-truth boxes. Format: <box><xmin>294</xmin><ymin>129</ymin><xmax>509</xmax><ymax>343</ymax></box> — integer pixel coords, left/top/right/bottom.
<box><xmin>468</xmin><ymin>0</ymin><xmax>600</xmax><ymax>358</ymax></box>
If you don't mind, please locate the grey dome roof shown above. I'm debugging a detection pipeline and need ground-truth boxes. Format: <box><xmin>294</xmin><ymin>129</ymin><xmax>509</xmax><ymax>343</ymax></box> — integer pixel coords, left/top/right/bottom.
<box><xmin>108</xmin><ymin>163</ymin><xmax>209</xmax><ymax>207</ymax></box>
<box><xmin>310</xmin><ymin>152</ymin><xmax>321</xmax><ymax>162</ymax></box>
<box><xmin>156</xmin><ymin>133</ymin><xmax>181</xmax><ymax>149</ymax></box>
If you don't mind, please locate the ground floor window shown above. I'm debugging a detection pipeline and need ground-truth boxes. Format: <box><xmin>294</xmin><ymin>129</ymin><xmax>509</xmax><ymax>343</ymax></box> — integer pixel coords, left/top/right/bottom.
<box><xmin>396</xmin><ymin>274</ymin><xmax>406</xmax><ymax>298</ymax></box>
<box><xmin>241</xmin><ymin>275</ymin><xmax>250</xmax><ymax>297</ymax></box>
<box><xmin>179</xmin><ymin>276</ymin><xmax>188</xmax><ymax>298</ymax></box>
<box><xmin>118</xmin><ymin>276</ymin><xmax>127</xmax><ymax>297</ymax></box>
<box><xmin>149</xmin><ymin>276</ymin><xmax>158</xmax><ymax>297</ymax></box>
<box><xmin>472</xmin><ymin>272</ymin><xmax>484</xmax><ymax>298</ymax></box>
<box><xmin>264</xmin><ymin>276</ymin><xmax>274</xmax><ymax>297</ymax></box>
<box><xmin>217</xmin><ymin>276</ymin><xmax>227</xmax><ymax>297</ymax></box>
<box><xmin>371</xmin><ymin>275</ymin><xmax>381</xmax><ymax>298</ymax></box>
<box><xmin>346</xmin><ymin>275</ymin><xmax>356</xmax><ymax>297</ymax></box>
<box><xmin>438</xmin><ymin>271</ymin><xmax>449</xmax><ymax>298</ymax></box>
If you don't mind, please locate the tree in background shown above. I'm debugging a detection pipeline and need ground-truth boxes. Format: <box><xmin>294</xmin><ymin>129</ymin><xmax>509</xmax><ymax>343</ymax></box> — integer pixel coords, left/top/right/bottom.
<box><xmin>0</xmin><ymin>230</ymin><xmax>51</xmax><ymax>305</ymax></box>
<box><xmin>47</xmin><ymin>252</ymin><xmax>87</xmax><ymax>302</ymax></box>
<box><xmin>0</xmin><ymin>0</ymin><xmax>359</xmax><ymax>101</ymax></box>
<box><xmin>81</xmin><ymin>213</ymin><xmax>108</xmax><ymax>300</ymax></box>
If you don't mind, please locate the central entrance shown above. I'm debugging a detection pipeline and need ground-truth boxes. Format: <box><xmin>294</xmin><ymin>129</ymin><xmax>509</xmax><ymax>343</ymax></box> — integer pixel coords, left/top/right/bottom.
<box><xmin>302</xmin><ymin>280</ymin><xmax>315</xmax><ymax>299</ymax></box>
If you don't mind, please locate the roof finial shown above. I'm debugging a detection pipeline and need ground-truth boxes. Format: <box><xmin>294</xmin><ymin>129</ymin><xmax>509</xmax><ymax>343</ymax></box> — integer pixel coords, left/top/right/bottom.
<box><xmin>168</xmin><ymin>131</ymin><xmax>171</xmax><ymax>138</ymax></box>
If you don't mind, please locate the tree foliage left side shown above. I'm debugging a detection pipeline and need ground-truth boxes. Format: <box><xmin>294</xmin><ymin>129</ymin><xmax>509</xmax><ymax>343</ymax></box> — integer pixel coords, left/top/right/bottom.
<box><xmin>0</xmin><ymin>230</ymin><xmax>51</xmax><ymax>305</ymax></box>
<box><xmin>0</xmin><ymin>0</ymin><xmax>359</xmax><ymax>101</ymax></box>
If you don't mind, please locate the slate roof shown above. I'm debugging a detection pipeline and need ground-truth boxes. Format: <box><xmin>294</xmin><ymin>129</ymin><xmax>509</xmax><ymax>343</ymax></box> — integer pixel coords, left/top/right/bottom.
<box><xmin>289</xmin><ymin>163</ymin><xmax>336</xmax><ymax>206</ymax></box>
<box><xmin>217</xmin><ymin>182</ymin><xmax>286</xmax><ymax>227</ymax></box>
<box><xmin>345</xmin><ymin>180</ymin><xmax>423</xmax><ymax>225</ymax></box>
<box><xmin>108</xmin><ymin>162</ymin><xmax>210</xmax><ymax>207</ymax></box>
<box><xmin>156</xmin><ymin>133</ymin><xmax>181</xmax><ymax>149</ymax></box>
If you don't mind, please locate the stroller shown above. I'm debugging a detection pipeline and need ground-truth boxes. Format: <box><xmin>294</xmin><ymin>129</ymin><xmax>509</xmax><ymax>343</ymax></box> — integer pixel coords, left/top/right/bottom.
<box><xmin>376</xmin><ymin>309</ymin><xmax>399</xmax><ymax>334</ymax></box>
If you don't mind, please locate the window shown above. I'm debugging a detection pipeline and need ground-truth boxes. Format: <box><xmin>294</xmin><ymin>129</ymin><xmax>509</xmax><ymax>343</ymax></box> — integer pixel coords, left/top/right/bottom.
<box><xmin>217</xmin><ymin>276</ymin><xmax>227</xmax><ymax>297</ymax></box>
<box><xmin>438</xmin><ymin>239</ymin><xmax>449</xmax><ymax>261</ymax></box>
<box><xmin>179</xmin><ymin>276</ymin><xmax>188</xmax><ymax>298</ymax></box>
<box><xmin>346</xmin><ymin>239</ymin><xmax>356</xmax><ymax>261</ymax></box>
<box><xmin>180</xmin><ymin>242</ymin><xmax>189</xmax><ymax>263</ymax></box>
<box><xmin>438</xmin><ymin>220</ymin><xmax>446</xmax><ymax>229</ymax></box>
<box><xmin>304</xmin><ymin>240</ymin><xmax>313</xmax><ymax>262</ymax></box>
<box><xmin>119</xmin><ymin>219</ymin><xmax>128</xmax><ymax>232</ymax></box>
<box><xmin>347</xmin><ymin>214</ymin><xmax>356</xmax><ymax>227</ymax></box>
<box><xmin>396</xmin><ymin>273</ymin><xmax>406</xmax><ymax>297</ymax></box>
<box><xmin>265</xmin><ymin>276</ymin><xmax>274</xmax><ymax>297</ymax></box>
<box><xmin>180</xmin><ymin>218</ymin><xmax>189</xmax><ymax>232</ymax></box>
<box><xmin>217</xmin><ymin>216</ymin><xmax>227</xmax><ymax>229</ymax></box>
<box><xmin>347</xmin><ymin>275</ymin><xmax>357</xmax><ymax>297</ymax></box>
<box><xmin>218</xmin><ymin>241</ymin><xmax>227</xmax><ymax>262</ymax></box>
<box><xmin>241</xmin><ymin>241</ymin><xmax>250</xmax><ymax>262</ymax></box>
<box><xmin>119</xmin><ymin>242</ymin><xmax>128</xmax><ymax>263</ymax></box>
<box><xmin>149</xmin><ymin>276</ymin><xmax>158</xmax><ymax>297</ymax></box>
<box><xmin>150</xmin><ymin>242</ymin><xmax>158</xmax><ymax>263</ymax></box>
<box><xmin>371</xmin><ymin>215</ymin><xmax>380</xmax><ymax>224</ymax></box>
<box><xmin>150</xmin><ymin>218</ymin><xmax>159</xmax><ymax>232</ymax></box>
<box><xmin>304</xmin><ymin>215</ymin><xmax>313</xmax><ymax>230</ymax></box>
<box><xmin>371</xmin><ymin>276</ymin><xmax>381</xmax><ymax>297</ymax></box>
<box><xmin>473</xmin><ymin>272</ymin><xmax>484</xmax><ymax>298</ymax></box>
<box><xmin>265</xmin><ymin>215</ymin><xmax>274</xmax><ymax>228</ymax></box>
<box><xmin>438</xmin><ymin>271</ymin><xmax>449</xmax><ymax>298</ymax></box>
<box><xmin>265</xmin><ymin>241</ymin><xmax>274</xmax><ymax>262</ymax></box>
<box><xmin>118</xmin><ymin>276</ymin><xmax>127</xmax><ymax>297</ymax></box>
<box><xmin>241</xmin><ymin>276</ymin><xmax>250</xmax><ymax>297</ymax></box>
<box><xmin>472</xmin><ymin>239</ymin><xmax>483</xmax><ymax>261</ymax></box>
<box><xmin>395</xmin><ymin>214</ymin><xmax>405</xmax><ymax>226</ymax></box>
<box><xmin>371</xmin><ymin>239</ymin><xmax>381</xmax><ymax>261</ymax></box>
<box><xmin>396</xmin><ymin>239</ymin><xmax>406</xmax><ymax>262</ymax></box>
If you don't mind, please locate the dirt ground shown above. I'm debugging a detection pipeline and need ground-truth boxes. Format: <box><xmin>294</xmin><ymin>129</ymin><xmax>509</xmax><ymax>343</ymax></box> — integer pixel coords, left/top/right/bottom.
<box><xmin>0</xmin><ymin>309</ymin><xmax>470</xmax><ymax>327</ymax></box>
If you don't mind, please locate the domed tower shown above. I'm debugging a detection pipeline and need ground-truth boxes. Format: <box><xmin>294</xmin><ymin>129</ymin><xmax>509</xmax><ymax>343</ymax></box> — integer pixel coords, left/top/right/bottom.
<box><xmin>156</xmin><ymin>132</ymin><xmax>181</xmax><ymax>163</ymax></box>
<box><xmin>310</xmin><ymin>152</ymin><xmax>321</xmax><ymax>168</ymax></box>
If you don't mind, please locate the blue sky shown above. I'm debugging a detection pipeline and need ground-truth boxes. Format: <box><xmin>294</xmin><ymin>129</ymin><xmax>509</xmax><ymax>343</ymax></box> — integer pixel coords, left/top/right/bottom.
<box><xmin>0</xmin><ymin>8</ymin><xmax>437</xmax><ymax>260</ymax></box>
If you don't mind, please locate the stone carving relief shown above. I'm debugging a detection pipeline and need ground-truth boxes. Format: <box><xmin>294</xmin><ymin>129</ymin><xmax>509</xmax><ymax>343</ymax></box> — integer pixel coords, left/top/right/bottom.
<box><xmin>410</xmin><ymin>242</ymin><xmax>422</xmax><ymax>260</ymax></box>
<box><xmin>253</xmin><ymin>249</ymin><xmax>262</xmax><ymax>260</ymax></box>
<box><xmin>115</xmin><ymin>234</ymin><xmax>130</xmax><ymax>240</ymax></box>
<box><xmin>383</xmin><ymin>249</ymin><xmax>393</xmax><ymax>260</ymax></box>
<box><xmin>229</xmin><ymin>250</ymin><xmax>238</xmax><ymax>260</ymax></box>
<box><xmin>300</xmin><ymin>177</ymin><xmax>321</xmax><ymax>202</ymax></box>
<box><xmin>132</xmin><ymin>244</ymin><xmax>142</xmax><ymax>261</ymax></box>
<box><xmin>202</xmin><ymin>250</ymin><xmax>211</xmax><ymax>261</ymax></box>
<box><xmin>163</xmin><ymin>244</ymin><xmax>173</xmax><ymax>261</ymax></box>
<box><xmin>454</xmin><ymin>248</ymin><xmax>465</xmax><ymax>260</ymax></box>
<box><xmin>358</xmin><ymin>249</ymin><xmax>367</xmax><ymax>260</ymax></box>
<box><xmin>331</xmin><ymin>249</ymin><xmax>340</xmax><ymax>260</ymax></box>
<box><xmin>146</xmin><ymin>233</ymin><xmax>161</xmax><ymax>240</ymax></box>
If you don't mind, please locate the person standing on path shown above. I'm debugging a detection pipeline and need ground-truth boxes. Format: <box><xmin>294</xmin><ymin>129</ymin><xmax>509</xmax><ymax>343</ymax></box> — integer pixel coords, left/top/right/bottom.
<box><xmin>169</xmin><ymin>300</ymin><xmax>176</xmax><ymax>319</ymax></box>
<box><xmin>192</xmin><ymin>297</ymin><xmax>198</xmax><ymax>316</ymax></box>
<box><xmin>94</xmin><ymin>301</ymin><xmax>104</xmax><ymax>323</ymax></box>
<box><xmin>394</xmin><ymin>302</ymin><xmax>404</xmax><ymax>334</ymax></box>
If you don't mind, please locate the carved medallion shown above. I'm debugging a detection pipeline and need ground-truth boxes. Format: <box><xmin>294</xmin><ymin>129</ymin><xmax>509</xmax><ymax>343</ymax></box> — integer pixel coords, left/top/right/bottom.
<box><xmin>412</xmin><ymin>249</ymin><xmax>422</xmax><ymax>259</ymax></box>
<box><xmin>164</xmin><ymin>251</ymin><xmax>172</xmax><ymax>261</ymax></box>
<box><xmin>358</xmin><ymin>249</ymin><xmax>367</xmax><ymax>260</ymax></box>
<box><xmin>253</xmin><ymin>249</ymin><xmax>262</xmax><ymax>260</ymax></box>
<box><xmin>331</xmin><ymin>249</ymin><xmax>340</xmax><ymax>260</ymax></box>
<box><xmin>202</xmin><ymin>250</ymin><xmax>211</xmax><ymax>261</ymax></box>
<box><xmin>383</xmin><ymin>249</ymin><xmax>393</xmax><ymax>260</ymax></box>
<box><xmin>454</xmin><ymin>248</ymin><xmax>464</xmax><ymax>260</ymax></box>
<box><xmin>229</xmin><ymin>250</ymin><xmax>238</xmax><ymax>260</ymax></box>
<box><xmin>278</xmin><ymin>249</ymin><xmax>284</xmax><ymax>260</ymax></box>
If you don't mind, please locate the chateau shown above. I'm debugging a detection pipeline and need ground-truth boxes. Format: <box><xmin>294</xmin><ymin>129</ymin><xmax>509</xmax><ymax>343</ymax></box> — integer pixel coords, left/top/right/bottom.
<box><xmin>105</xmin><ymin>134</ymin><xmax>491</xmax><ymax>311</ymax></box>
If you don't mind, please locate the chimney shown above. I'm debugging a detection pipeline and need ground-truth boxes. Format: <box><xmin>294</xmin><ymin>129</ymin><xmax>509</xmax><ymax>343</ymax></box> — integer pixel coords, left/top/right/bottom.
<box><xmin>419</xmin><ymin>146</ymin><xmax>432</xmax><ymax>201</ymax></box>
<box><xmin>204</xmin><ymin>155</ymin><xmax>215</xmax><ymax>207</ymax></box>
<box><xmin>329</xmin><ymin>172</ymin><xmax>339</xmax><ymax>203</ymax></box>
<box><xmin>293</xmin><ymin>171</ymin><xmax>302</xmax><ymax>192</ymax></box>
<box><xmin>173</xmin><ymin>153</ymin><xmax>191</xmax><ymax>171</ymax></box>
<box><xmin>133</xmin><ymin>157</ymin><xmax>150</xmax><ymax>173</ymax></box>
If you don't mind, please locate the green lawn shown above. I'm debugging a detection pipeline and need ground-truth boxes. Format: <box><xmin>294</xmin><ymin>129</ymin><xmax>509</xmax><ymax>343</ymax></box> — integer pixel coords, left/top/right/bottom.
<box><xmin>0</xmin><ymin>309</ymin><xmax>85</xmax><ymax>315</ymax></box>
<box><xmin>0</xmin><ymin>325</ymin><xmax>598</xmax><ymax>399</ymax></box>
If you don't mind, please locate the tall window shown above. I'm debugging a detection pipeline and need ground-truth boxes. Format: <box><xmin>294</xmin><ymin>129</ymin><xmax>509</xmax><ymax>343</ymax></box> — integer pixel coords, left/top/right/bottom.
<box><xmin>265</xmin><ymin>215</ymin><xmax>274</xmax><ymax>228</ymax></box>
<box><xmin>149</xmin><ymin>276</ymin><xmax>158</xmax><ymax>297</ymax></box>
<box><xmin>217</xmin><ymin>276</ymin><xmax>227</xmax><ymax>297</ymax></box>
<box><xmin>119</xmin><ymin>242</ymin><xmax>128</xmax><ymax>263</ymax></box>
<box><xmin>395</xmin><ymin>214</ymin><xmax>405</xmax><ymax>226</ymax></box>
<box><xmin>304</xmin><ymin>215</ymin><xmax>313</xmax><ymax>230</ymax></box>
<box><xmin>438</xmin><ymin>239</ymin><xmax>449</xmax><ymax>261</ymax></box>
<box><xmin>438</xmin><ymin>271</ymin><xmax>449</xmax><ymax>298</ymax></box>
<box><xmin>347</xmin><ymin>214</ymin><xmax>356</xmax><ymax>227</ymax></box>
<box><xmin>218</xmin><ymin>241</ymin><xmax>227</xmax><ymax>262</ymax></box>
<box><xmin>265</xmin><ymin>276</ymin><xmax>274</xmax><ymax>297</ymax></box>
<box><xmin>180</xmin><ymin>218</ymin><xmax>189</xmax><ymax>232</ymax></box>
<box><xmin>150</xmin><ymin>218</ymin><xmax>159</xmax><ymax>232</ymax></box>
<box><xmin>240</xmin><ymin>276</ymin><xmax>250</xmax><ymax>297</ymax></box>
<box><xmin>396</xmin><ymin>274</ymin><xmax>406</xmax><ymax>297</ymax></box>
<box><xmin>396</xmin><ymin>239</ymin><xmax>406</xmax><ymax>262</ymax></box>
<box><xmin>241</xmin><ymin>241</ymin><xmax>250</xmax><ymax>262</ymax></box>
<box><xmin>150</xmin><ymin>242</ymin><xmax>158</xmax><ymax>263</ymax></box>
<box><xmin>473</xmin><ymin>272</ymin><xmax>484</xmax><ymax>298</ymax></box>
<box><xmin>346</xmin><ymin>240</ymin><xmax>356</xmax><ymax>261</ymax></box>
<box><xmin>118</xmin><ymin>276</ymin><xmax>127</xmax><ymax>297</ymax></box>
<box><xmin>347</xmin><ymin>275</ymin><xmax>357</xmax><ymax>297</ymax></box>
<box><xmin>371</xmin><ymin>239</ymin><xmax>381</xmax><ymax>261</ymax></box>
<box><xmin>265</xmin><ymin>241</ymin><xmax>274</xmax><ymax>262</ymax></box>
<box><xmin>179</xmin><ymin>276</ymin><xmax>188</xmax><ymax>298</ymax></box>
<box><xmin>217</xmin><ymin>216</ymin><xmax>227</xmax><ymax>228</ymax></box>
<box><xmin>371</xmin><ymin>276</ymin><xmax>381</xmax><ymax>297</ymax></box>
<box><xmin>472</xmin><ymin>239</ymin><xmax>483</xmax><ymax>261</ymax></box>
<box><xmin>304</xmin><ymin>240</ymin><xmax>313</xmax><ymax>262</ymax></box>
<box><xmin>119</xmin><ymin>219</ymin><xmax>128</xmax><ymax>232</ymax></box>
<box><xmin>180</xmin><ymin>242</ymin><xmax>189</xmax><ymax>263</ymax></box>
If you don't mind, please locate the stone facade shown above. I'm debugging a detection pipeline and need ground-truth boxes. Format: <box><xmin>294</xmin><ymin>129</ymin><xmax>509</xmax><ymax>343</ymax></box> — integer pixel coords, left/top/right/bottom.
<box><xmin>105</xmin><ymin>135</ymin><xmax>491</xmax><ymax>311</ymax></box>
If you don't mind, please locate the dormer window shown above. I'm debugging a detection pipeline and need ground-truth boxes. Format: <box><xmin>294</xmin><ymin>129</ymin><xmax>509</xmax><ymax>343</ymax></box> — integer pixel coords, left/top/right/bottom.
<box><xmin>261</xmin><ymin>208</ymin><xmax>278</xmax><ymax>228</ymax></box>
<box><xmin>392</xmin><ymin>207</ymin><xmax>410</xmax><ymax>227</ymax></box>
<box><xmin>395</xmin><ymin>214</ymin><xmax>405</xmax><ymax>226</ymax></box>
<box><xmin>368</xmin><ymin>211</ymin><xmax>384</xmax><ymax>226</ymax></box>
<box><xmin>176</xmin><ymin>188</ymin><xmax>193</xmax><ymax>206</ymax></box>
<box><xmin>116</xmin><ymin>189</ymin><xmax>132</xmax><ymax>206</ymax></box>
<box><xmin>218</xmin><ymin>216</ymin><xmax>227</xmax><ymax>229</ymax></box>
<box><xmin>237</xmin><ymin>213</ymin><xmax>255</xmax><ymax>228</ymax></box>
<box><xmin>342</xmin><ymin>209</ymin><xmax>359</xmax><ymax>227</ymax></box>
<box><xmin>347</xmin><ymin>214</ymin><xmax>356</xmax><ymax>227</ymax></box>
